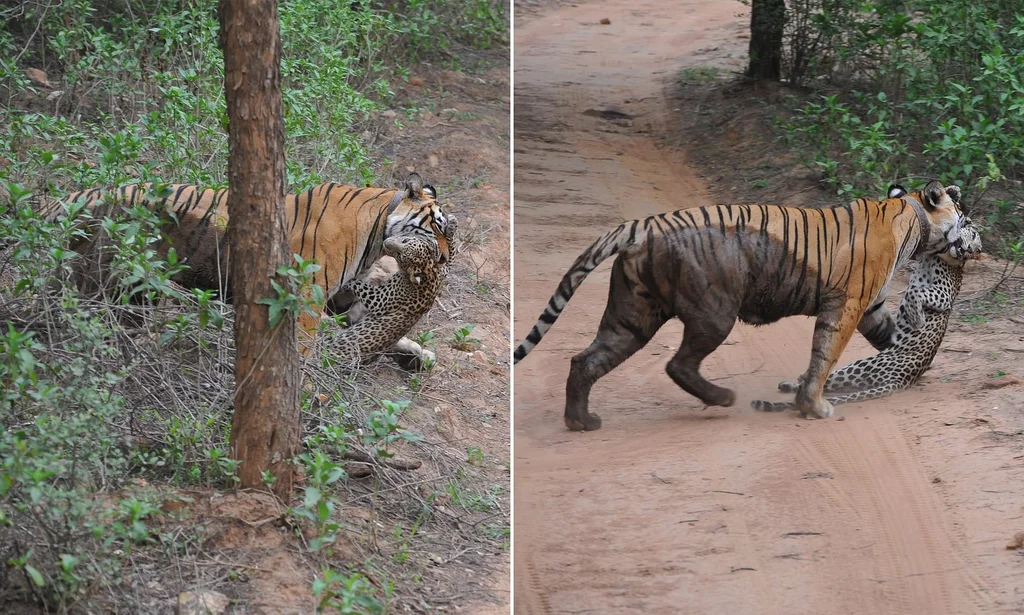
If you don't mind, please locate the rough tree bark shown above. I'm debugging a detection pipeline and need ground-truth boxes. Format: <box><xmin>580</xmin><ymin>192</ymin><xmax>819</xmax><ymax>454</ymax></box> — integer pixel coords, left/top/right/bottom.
<box><xmin>219</xmin><ymin>0</ymin><xmax>299</xmax><ymax>498</ymax></box>
<box><xmin>746</xmin><ymin>0</ymin><xmax>786</xmax><ymax>81</ymax></box>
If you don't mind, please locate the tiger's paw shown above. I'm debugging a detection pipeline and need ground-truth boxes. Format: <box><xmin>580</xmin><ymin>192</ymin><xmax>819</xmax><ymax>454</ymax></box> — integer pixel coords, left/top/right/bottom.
<box><xmin>798</xmin><ymin>399</ymin><xmax>834</xmax><ymax>419</ymax></box>
<box><xmin>565</xmin><ymin>412</ymin><xmax>602</xmax><ymax>432</ymax></box>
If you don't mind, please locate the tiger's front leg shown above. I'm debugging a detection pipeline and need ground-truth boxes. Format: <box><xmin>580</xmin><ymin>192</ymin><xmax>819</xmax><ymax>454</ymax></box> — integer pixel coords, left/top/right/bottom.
<box><xmin>795</xmin><ymin>299</ymin><xmax>865</xmax><ymax>419</ymax></box>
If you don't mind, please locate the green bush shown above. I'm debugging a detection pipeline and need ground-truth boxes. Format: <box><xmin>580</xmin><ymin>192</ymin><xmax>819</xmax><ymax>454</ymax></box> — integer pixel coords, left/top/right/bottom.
<box><xmin>0</xmin><ymin>0</ymin><xmax>507</xmax><ymax>193</ymax></box>
<box><xmin>0</xmin><ymin>1</ymin><xmax>506</xmax><ymax>609</ymax></box>
<box><xmin>776</xmin><ymin>0</ymin><xmax>1024</xmax><ymax>257</ymax></box>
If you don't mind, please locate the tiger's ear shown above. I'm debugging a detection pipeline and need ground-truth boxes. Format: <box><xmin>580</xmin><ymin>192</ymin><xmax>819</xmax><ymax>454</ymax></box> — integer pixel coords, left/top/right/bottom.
<box><xmin>405</xmin><ymin>173</ymin><xmax>423</xmax><ymax>197</ymax></box>
<box><xmin>887</xmin><ymin>184</ymin><xmax>907</xmax><ymax>199</ymax></box>
<box><xmin>923</xmin><ymin>180</ymin><xmax>947</xmax><ymax>208</ymax></box>
<box><xmin>422</xmin><ymin>184</ymin><xmax>437</xmax><ymax>199</ymax></box>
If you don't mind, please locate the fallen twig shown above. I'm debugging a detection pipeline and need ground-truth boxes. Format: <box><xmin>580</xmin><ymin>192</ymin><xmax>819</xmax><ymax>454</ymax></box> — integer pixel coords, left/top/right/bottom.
<box><xmin>342</xmin><ymin>449</ymin><xmax>422</xmax><ymax>471</ymax></box>
<box><xmin>783</xmin><ymin>531</ymin><xmax>823</xmax><ymax>537</ymax></box>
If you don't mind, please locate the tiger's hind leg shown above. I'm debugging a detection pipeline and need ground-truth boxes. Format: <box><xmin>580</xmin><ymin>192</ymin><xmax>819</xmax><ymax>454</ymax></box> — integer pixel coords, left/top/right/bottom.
<box><xmin>665</xmin><ymin>316</ymin><xmax>737</xmax><ymax>407</ymax></box>
<box><xmin>565</xmin><ymin>258</ymin><xmax>669</xmax><ymax>431</ymax></box>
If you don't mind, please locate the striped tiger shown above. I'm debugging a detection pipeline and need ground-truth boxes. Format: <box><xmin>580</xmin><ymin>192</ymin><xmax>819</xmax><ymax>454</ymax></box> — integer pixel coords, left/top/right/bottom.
<box><xmin>38</xmin><ymin>173</ymin><xmax>450</xmax><ymax>347</ymax></box>
<box><xmin>513</xmin><ymin>180</ymin><xmax>963</xmax><ymax>431</ymax></box>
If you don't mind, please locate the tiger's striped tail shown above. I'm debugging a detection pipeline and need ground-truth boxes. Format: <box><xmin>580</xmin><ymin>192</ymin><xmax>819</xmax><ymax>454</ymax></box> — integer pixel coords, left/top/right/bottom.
<box><xmin>513</xmin><ymin>217</ymin><xmax>654</xmax><ymax>364</ymax></box>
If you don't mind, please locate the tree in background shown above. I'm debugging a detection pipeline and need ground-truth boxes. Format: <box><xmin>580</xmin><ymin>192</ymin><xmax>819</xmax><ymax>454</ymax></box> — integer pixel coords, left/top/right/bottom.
<box><xmin>746</xmin><ymin>0</ymin><xmax>786</xmax><ymax>80</ymax></box>
<box><xmin>218</xmin><ymin>0</ymin><xmax>300</xmax><ymax>498</ymax></box>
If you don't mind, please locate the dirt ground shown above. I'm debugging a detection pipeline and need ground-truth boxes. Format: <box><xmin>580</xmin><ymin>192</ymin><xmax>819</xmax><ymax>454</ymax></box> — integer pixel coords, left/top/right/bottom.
<box><xmin>512</xmin><ymin>1</ymin><xmax>1024</xmax><ymax>613</ymax></box>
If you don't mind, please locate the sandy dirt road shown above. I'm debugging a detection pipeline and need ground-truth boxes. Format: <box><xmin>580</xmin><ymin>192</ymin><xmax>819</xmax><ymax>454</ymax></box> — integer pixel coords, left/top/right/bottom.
<box><xmin>513</xmin><ymin>1</ymin><xmax>1023</xmax><ymax>613</ymax></box>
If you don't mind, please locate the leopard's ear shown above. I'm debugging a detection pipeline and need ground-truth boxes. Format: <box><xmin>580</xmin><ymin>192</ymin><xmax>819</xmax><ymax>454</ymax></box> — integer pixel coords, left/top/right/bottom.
<box><xmin>422</xmin><ymin>184</ymin><xmax>437</xmax><ymax>199</ymax></box>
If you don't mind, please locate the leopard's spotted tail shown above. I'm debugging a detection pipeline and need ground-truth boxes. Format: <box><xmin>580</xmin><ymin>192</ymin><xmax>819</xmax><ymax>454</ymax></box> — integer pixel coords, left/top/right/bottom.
<box><xmin>513</xmin><ymin>214</ymin><xmax>671</xmax><ymax>364</ymax></box>
<box><xmin>751</xmin><ymin>385</ymin><xmax>899</xmax><ymax>412</ymax></box>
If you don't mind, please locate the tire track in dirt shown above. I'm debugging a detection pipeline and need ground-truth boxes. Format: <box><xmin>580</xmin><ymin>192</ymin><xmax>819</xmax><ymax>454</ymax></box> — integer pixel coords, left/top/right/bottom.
<box><xmin>513</xmin><ymin>1</ymin><xmax>1002</xmax><ymax>613</ymax></box>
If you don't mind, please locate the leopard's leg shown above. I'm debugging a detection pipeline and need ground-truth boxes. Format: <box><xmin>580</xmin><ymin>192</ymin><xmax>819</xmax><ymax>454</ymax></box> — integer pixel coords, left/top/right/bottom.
<box><xmin>755</xmin><ymin>355</ymin><xmax>886</xmax><ymax>412</ymax></box>
<box><xmin>778</xmin><ymin>353</ymin><xmax>868</xmax><ymax>394</ymax></box>
<box><xmin>754</xmin><ymin>379</ymin><xmax>905</xmax><ymax>413</ymax></box>
<box><xmin>901</xmin><ymin>292</ymin><xmax>926</xmax><ymax>332</ymax></box>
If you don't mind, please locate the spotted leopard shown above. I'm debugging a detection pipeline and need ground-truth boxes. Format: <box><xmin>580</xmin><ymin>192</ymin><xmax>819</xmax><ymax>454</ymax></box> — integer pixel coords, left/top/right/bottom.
<box><xmin>751</xmin><ymin>192</ymin><xmax>981</xmax><ymax>412</ymax></box>
<box><xmin>327</xmin><ymin>216</ymin><xmax>457</xmax><ymax>369</ymax></box>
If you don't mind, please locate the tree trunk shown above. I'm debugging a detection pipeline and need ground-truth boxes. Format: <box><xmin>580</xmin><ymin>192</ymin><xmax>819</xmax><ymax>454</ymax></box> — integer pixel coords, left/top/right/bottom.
<box><xmin>219</xmin><ymin>0</ymin><xmax>299</xmax><ymax>499</ymax></box>
<box><xmin>746</xmin><ymin>0</ymin><xmax>785</xmax><ymax>81</ymax></box>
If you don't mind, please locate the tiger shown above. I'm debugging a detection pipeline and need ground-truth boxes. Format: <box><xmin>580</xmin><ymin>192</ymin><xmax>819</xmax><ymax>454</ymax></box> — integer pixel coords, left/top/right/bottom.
<box><xmin>751</xmin><ymin>186</ymin><xmax>983</xmax><ymax>412</ymax></box>
<box><xmin>513</xmin><ymin>180</ymin><xmax>963</xmax><ymax>431</ymax></box>
<box><xmin>36</xmin><ymin>173</ymin><xmax>451</xmax><ymax>350</ymax></box>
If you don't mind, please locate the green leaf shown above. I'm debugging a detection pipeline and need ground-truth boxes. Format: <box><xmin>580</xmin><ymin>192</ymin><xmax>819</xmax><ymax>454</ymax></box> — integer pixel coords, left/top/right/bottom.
<box><xmin>24</xmin><ymin>564</ymin><xmax>44</xmax><ymax>587</ymax></box>
<box><xmin>304</xmin><ymin>486</ymin><xmax>321</xmax><ymax>510</ymax></box>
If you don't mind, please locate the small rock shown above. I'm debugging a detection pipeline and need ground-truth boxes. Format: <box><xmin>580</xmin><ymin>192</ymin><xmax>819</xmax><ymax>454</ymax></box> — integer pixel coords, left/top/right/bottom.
<box><xmin>983</xmin><ymin>375</ymin><xmax>1021</xmax><ymax>389</ymax></box>
<box><xmin>471</xmin><ymin>350</ymin><xmax>488</xmax><ymax>365</ymax></box>
<box><xmin>408</xmin><ymin>76</ymin><xmax>425</xmax><ymax>87</ymax></box>
<box><xmin>381</xmin><ymin>109</ymin><xmax>398</xmax><ymax>120</ymax></box>
<box><xmin>427</xmin><ymin>153</ymin><xmax>440</xmax><ymax>168</ymax></box>
<box><xmin>177</xmin><ymin>591</ymin><xmax>229</xmax><ymax>615</ymax></box>
<box><xmin>932</xmin><ymin>477</ymin><xmax>941</xmax><ymax>484</ymax></box>
<box><xmin>25</xmin><ymin>68</ymin><xmax>51</xmax><ymax>88</ymax></box>
<box><xmin>46</xmin><ymin>90</ymin><xmax>64</xmax><ymax>102</ymax></box>
<box><xmin>599</xmin><ymin>17</ymin><xmax>611</xmax><ymax>24</ymax></box>
<box><xmin>836</xmin><ymin>416</ymin><xmax>846</xmax><ymax>422</ymax></box>
<box><xmin>737</xmin><ymin>34</ymin><xmax>750</xmax><ymax>39</ymax></box>
<box><xmin>1006</xmin><ymin>531</ymin><xmax>1024</xmax><ymax>550</ymax></box>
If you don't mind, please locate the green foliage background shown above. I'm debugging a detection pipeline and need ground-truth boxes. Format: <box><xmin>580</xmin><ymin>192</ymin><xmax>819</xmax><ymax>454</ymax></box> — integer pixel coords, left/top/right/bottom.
<box><xmin>774</xmin><ymin>0</ymin><xmax>1024</xmax><ymax>257</ymax></box>
<box><xmin>0</xmin><ymin>1</ymin><xmax>506</xmax><ymax>612</ymax></box>
<box><xmin>0</xmin><ymin>0</ymin><xmax>507</xmax><ymax>192</ymax></box>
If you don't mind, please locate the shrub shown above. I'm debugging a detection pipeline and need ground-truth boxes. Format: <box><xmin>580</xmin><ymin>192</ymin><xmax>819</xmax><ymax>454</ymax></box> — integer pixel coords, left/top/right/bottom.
<box><xmin>775</xmin><ymin>0</ymin><xmax>1024</xmax><ymax>256</ymax></box>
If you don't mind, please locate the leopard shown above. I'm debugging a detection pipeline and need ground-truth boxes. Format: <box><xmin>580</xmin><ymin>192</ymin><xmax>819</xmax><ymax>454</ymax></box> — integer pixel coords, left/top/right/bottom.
<box><xmin>751</xmin><ymin>190</ymin><xmax>982</xmax><ymax>413</ymax></box>
<box><xmin>327</xmin><ymin>216</ymin><xmax>457</xmax><ymax>370</ymax></box>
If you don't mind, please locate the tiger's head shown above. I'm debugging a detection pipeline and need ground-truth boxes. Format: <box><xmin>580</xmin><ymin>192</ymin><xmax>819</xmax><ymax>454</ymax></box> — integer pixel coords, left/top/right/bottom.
<box><xmin>885</xmin><ymin>180</ymin><xmax>963</xmax><ymax>258</ymax></box>
<box><xmin>385</xmin><ymin>173</ymin><xmax>454</xmax><ymax>265</ymax></box>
